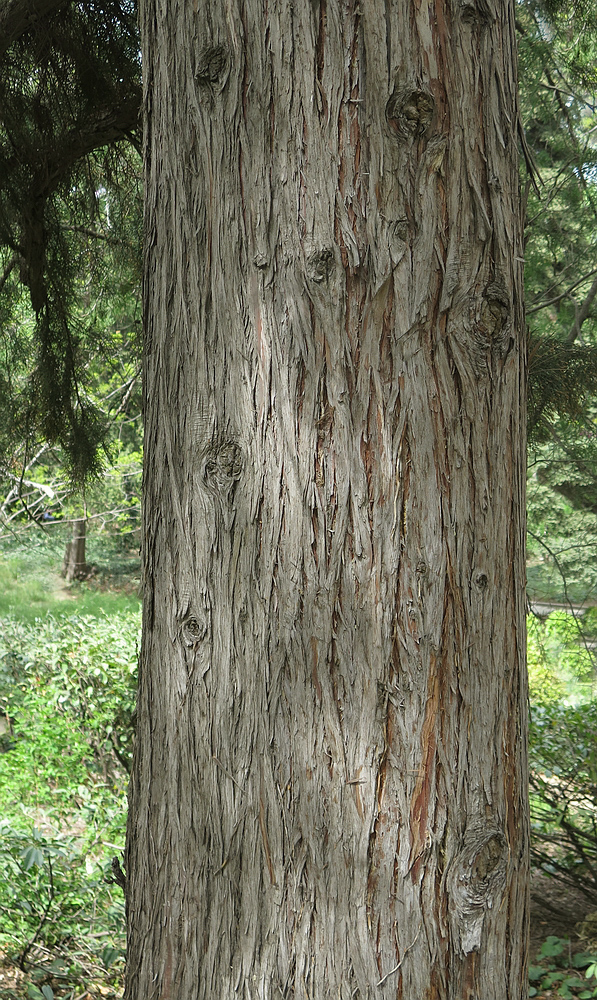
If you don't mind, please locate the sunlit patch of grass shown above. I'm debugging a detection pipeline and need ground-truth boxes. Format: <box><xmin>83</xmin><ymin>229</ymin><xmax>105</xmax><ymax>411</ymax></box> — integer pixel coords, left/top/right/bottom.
<box><xmin>59</xmin><ymin>585</ymin><xmax>141</xmax><ymax>618</ymax></box>
<box><xmin>0</xmin><ymin>559</ymin><xmax>67</xmax><ymax>620</ymax></box>
<box><xmin>0</xmin><ymin>528</ymin><xmax>140</xmax><ymax>622</ymax></box>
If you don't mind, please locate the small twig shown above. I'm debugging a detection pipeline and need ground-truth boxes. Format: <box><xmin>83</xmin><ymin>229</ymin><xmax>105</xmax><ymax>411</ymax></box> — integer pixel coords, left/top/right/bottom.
<box><xmin>212</xmin><ymin>755</ymin><xmax>243</xmax><ymax>790</ymax></box>
<box><xmin>527</xmin><ymin>529</ymin><xmax>596</xmax><ymax>670</ymax></box>
<box><xmin>526</xmin><ymin>266</ymin><xmax>597</xmax><ymax>315</ymax></box>
<box><xmin>59</xmin><ymin>223</ymin><xmax>132</xmax><ymax>247</ymax></box>
<box><xmin>107</xmin><ymin>856</ymin><xmax>127</xmax><ymax>893</ymax></box>
<box><xmin>111</xmin><ymin>373</ymin><xmax>140</xmax><ymax>419</ymax></box>
<box><xmin>0</xmin><ymin>255</ymin><xmax>17</xmax><ymax>296</ymax></box>
<box><xmin>376</xmin><ymin>923</ymin><xmax>422</xmax><ymax>988</ymax></box>
<box><xmin>18</xmin><ymin>856</ymin><xmax>56</xmax><ymax>972</ymax></box>
<box><xmin>566</xmin><ymin>270</ymin><xmax>597</xmax><ymax>344</ymax></box>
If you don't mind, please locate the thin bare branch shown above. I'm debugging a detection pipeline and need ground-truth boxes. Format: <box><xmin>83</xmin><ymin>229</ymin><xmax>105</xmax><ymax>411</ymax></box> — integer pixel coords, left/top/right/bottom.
<box><xmin>527</xmin><ymin>267</ymin><xmax>597</xmax><ymax>315</ymax></box>
<box><xmin>0</xmin><ymin>255</ymin><xmax>18</xmax><ymax>295</ymax></box>
<box><xmin>566</xmin><ymin>271</ymin><xmax>597</xmax><ymax>344</ymax></box>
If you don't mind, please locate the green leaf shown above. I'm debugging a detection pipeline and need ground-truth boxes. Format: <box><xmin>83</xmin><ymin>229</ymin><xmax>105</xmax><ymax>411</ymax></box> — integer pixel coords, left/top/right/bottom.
<box><xmin>101</xmin><ymin>945</ymin><xmax>121</xmax><ymax>968</ymax></box>
<box><xmin>44</xmin><ymin>959</ymin><xmax>67</xmax><ymax>975</ymax></box>
<box><xmin>561</xmin><ymin>976</ymin><xmax>588</xmax><ymax>989</ymax></box>
<box><xmin>573</xmin><ymin>953</ymin><xmax>597</xmax><ymax>969</ymax></box>
<box><xmin>543</xmin><ymin>971</ymin><xmax>565</xmax><ymax>986</ymax></box>
<box><xmin>529</xmin><ymin>964</ymin><xmax>545</xmax><ymax>981</ymax></box>
<box><xmin>41</xmin><ymin>987</ymin><xmax>55</xmax><ymax>1000</ymax></box>
<box><xmin>539</xmin><ymin>936</ymin><xmax>566</xmax><ymax>958</ymax></box>
<box><xmin>21</xmin><ymin>846</ymin><xmax>44</xmax><ymax>870</ymax></box>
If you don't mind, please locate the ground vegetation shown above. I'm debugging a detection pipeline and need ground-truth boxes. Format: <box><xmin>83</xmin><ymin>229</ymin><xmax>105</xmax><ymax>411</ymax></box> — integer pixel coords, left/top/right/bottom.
<box><xmin>1</xmin><ymin>1</ymin><xmax>597</xmax><ymax>998</ymax></box>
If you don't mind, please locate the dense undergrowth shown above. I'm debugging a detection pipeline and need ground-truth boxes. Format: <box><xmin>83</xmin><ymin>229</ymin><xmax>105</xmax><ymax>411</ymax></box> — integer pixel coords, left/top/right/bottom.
<box><xmin>2</xmin><ymin>530</ymin><xmax>597</xmax><ymax>997</ymax></box>
<box><xmin>528</xmin><ymin>610</ymin><xmax>597</xmax><ymax>904</ymax></box>
<box><xmin>0</xmin><ymin>531</ymin><xmax>140</xmax><ymax>999</ymax></box>
<box><xmin>526</xmin><ymin>611</ymin><xmax>597</xmax><ymax>997</ymax></box>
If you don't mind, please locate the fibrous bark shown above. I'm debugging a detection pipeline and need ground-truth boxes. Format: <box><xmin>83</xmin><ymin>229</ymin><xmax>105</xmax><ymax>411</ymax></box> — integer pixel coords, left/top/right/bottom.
<box><xmin>127</xmin><ymin>1</ymin><xmax>528</xmax><ymax>997</ymax></box>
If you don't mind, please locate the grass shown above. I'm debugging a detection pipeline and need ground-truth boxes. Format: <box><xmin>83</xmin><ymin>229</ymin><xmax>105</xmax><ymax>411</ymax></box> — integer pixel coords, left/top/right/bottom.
<box><xmin>0</xmin><ymin>524</ymin><xmax>141</xmax><ymax>621</ymax></box>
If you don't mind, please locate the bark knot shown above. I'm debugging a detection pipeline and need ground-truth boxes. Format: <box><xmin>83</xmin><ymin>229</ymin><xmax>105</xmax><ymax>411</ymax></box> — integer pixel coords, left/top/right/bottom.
<box><xmin>388</xmin><ymin>219</ymin><xmax>409</xmax><ymax>263</ymax></box>
<box><xmin>386</xmin><ymin>88</ymin><xmax>434</xmax><ymax>143</ymax></box>
<box><xmin>479</xmin><ymin>281</ymin><xmax>510</xmax><ymax>342</ymax></box>
<box><xmin>202</xmin><ymin>440</ymin><xmax>244</xmax><ymax>496</ymax></box>
<box><xmin>195</xmin><ymin>45</ymin><xmax>228</xmax><ymax>86</ymax></box>
<box><xmin>391</xmin><ymin>219</ymin><xmax>409</xmax><ymax>242</ymax></box>
<box><xmin>306</xmin><ymin>247</ymin><xmax>336</xmax><ymax>284</ymax></box>
<box><xmin>471</xmin><ymin>279</ymin><xmax>512</xmax><ymax>371</ymax></box>
<box><xmin>180</xmin><ymin>611</ymin><xmax>208</xmax><ymax>648</ymax></box>
<box><xmin>447</xmin><ymin>827</ymin><xmax>507</xmax><ymax>954</ymax></box>
<box><xmin>460</xmin><ymin>0</ymin><xmax>493</xmax><ymax>26</ymax></box>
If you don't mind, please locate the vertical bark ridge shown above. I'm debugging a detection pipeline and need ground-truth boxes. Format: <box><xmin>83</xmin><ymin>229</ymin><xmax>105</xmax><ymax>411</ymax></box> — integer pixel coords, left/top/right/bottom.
<box><xmin>127</xmin><ymin>0</ymin><xmax>528</xmax><ymax>997</ymax></box>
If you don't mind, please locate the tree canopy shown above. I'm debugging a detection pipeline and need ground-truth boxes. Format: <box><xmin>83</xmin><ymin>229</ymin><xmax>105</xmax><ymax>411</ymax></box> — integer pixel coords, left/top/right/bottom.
<box><xmin>1</xmin><ymin>3</ymin><xmax>597</xmax><ymax>451</ymax></box>
<box><xmin>2</xmin><ymin>0</ymin><xmax>597</xmax><ymax>584</ymax></box>
<box><xmin>0</xmin><ymin>0</ymin><xmax>141</xmax><ymax>483</ymax></box>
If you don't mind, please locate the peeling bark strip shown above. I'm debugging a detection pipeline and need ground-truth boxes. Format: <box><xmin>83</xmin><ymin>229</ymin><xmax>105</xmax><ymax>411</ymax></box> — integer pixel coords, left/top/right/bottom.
<box><xmin>127</xmin><ymin>1</ymin><xmax>528</xmax><ymax>998</ymax></box>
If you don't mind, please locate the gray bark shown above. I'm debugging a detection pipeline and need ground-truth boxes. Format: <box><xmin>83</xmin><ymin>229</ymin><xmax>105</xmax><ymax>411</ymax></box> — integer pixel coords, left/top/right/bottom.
<box><xmin>62</xmin><ymin>517</ymin><xmax>88</xmax><ymax>582</ymax></box>
<box><xmin>126</xmin><ymin>1</ymin><xmax>529</xmax><ymax>998</ymax></box>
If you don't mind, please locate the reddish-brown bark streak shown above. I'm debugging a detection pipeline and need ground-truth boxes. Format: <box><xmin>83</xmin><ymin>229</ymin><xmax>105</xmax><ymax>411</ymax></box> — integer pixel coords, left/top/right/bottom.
<box><xmin>127</xmin><ymin>2</ymin><xmax>528</xmax><ymax>997</ymax></box>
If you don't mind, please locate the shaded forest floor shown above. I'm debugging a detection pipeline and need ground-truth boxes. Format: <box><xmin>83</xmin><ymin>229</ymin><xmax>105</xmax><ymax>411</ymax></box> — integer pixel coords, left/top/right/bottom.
<box><xmin>0</xmin><ymin>871</ymin><xmax>592</xmax><ymax>999</ymax></box>
<box><xmin>531</xmin><ymin>872</ymin><xmax>594</xmax><ymax>954</ymax></box>
<box><xmin>529</xmin><ymin>872</ymin><xmax>597</xmax><ymax>999</ymax></box>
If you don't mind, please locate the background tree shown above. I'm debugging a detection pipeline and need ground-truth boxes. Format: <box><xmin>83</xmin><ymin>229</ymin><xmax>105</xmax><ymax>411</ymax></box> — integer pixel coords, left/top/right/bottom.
<box><xmin>519</xmin><ymin>2</ymin><xmax>597</xmax><ymax>604</ymax></box>
<box><xmin>125</xmin><ymin>2</ymin><xmax>528</xmax><ymax>998</ymax></box>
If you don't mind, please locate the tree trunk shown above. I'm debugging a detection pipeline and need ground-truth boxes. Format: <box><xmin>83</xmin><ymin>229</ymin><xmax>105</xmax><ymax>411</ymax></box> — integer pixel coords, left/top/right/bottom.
<box><xmin>126</xmin><ymin>2</ymin><xmax>528</xmax><ymax>998</ymax></box>
<box><xmin>62</xmin><ymin>517</ymin><xmax>88</xmax><ymax>582</ymax></box>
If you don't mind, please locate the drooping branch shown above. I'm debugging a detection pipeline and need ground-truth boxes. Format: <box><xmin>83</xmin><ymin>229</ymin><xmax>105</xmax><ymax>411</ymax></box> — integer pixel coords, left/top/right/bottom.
<box><xmin>16</xmin><ymin>89</ymin><xmax>141</xmax><ymax>308</ymax></box>
<box><xmin>528</xmin><ymin>334</ymin><xmax>597</xmax><ymax>435</ymax></box>
<box><xmin>0</xmin><ymin>0</ymin><xmax>142</xmax><ymax>483</ymax></box>
<box><xmin>0</xmin><ymin>0</ymin><xmax>70</xmax><ymax>59</ymax></box>
<box><xmin>27</xmin><ymin>92</ymin><xmax>142</xmax><ymax>201</ymax></box>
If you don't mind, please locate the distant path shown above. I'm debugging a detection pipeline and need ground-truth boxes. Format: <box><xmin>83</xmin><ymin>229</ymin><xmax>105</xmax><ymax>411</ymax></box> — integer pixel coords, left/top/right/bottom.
<box><xmin>528</xmin><ymin>599</ymin><xmax>597</xmax><ymax>617</ymax></box>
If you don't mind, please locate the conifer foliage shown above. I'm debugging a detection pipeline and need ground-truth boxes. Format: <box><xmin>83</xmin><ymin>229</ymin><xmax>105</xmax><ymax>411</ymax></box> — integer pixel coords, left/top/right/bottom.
<box><xmin>519</xmin><ymin>1</ymin><xmax>597</xmax><ymax>436</ymax></box>
<box><xmin>1</xmin><ymin>1</ymin><xmax>597</xmax><ymax>476</ymax></box>
<box><xmin>0</xmin><ymin>0</ymin><xmax>141</xmax><ymax>482</ymax></box>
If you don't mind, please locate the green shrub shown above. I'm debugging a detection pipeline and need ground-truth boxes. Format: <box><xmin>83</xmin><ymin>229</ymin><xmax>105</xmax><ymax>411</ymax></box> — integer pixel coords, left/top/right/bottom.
<box><xmin>529</xmin><ymin>936</ymin><xmax>597</xmax><ymax>999</ymax></box>
<box><xmin>0</xmin><ymin>823</ymin><xmax>126</xmax><ymax>999</ymax></box>
<box><xmin>0</xmin><ymin>611</ymin><xmax>138</xmax><ymax>879</ymax></box>
<box><xmin>530</xmin><ymin>700</ymin><xmax>597</xmax><ymax>901</ymax></box>
<box><xmin>0</xmin><ymin>610</ymin><xmax>140</xmax><ymax>794</ymax></box>
<box><xmin>0</xmin><ymin>610</ymin><xmax>137</xmax><ymax>995</ymax></box>
<box><xmin>0</xmin><ymin>823</ymin><xmax>125</xmax><ymax>957</ymax></box>
<box><xmin>528</xmin><ymin>611</ymin><xmax>596</xmax><ymax>705</ymax></box>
